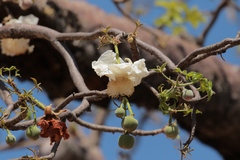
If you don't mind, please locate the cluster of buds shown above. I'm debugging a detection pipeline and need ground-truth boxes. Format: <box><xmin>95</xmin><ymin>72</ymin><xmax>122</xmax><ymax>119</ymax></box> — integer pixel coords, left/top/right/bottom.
<box><xmin>114</xmin><ymin>98</ymin><xmax>138</xmax><ymax>149</ymax></box>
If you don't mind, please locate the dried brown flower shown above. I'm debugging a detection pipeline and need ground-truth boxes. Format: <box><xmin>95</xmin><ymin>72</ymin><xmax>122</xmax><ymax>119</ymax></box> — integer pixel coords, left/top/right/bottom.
<box><xmin>37</xmin><ymin>105</ymin><xmax>70</xmax><ymax>145</ymax></box>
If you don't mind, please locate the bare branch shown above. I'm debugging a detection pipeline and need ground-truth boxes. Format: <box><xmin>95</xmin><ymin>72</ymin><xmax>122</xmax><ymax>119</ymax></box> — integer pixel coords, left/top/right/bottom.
<box><xmin>0</xmin><ymin>23</ymin><xmax>176</xmax><ymax>70</ymax></box>
<box><xmin>197</xmin><ymin>0</ymin><xmax>230</xmax><ymax>45</ymax></box>
<box><xmin>54</xmin><ymin>90</ymin><xmax>107</xmax><ymax>112</ymax></box>
<box><xmin>113</xmin><ymin>0</ymin><xmax>135</xmax><ymax>23</ymax></box>
<box><xmin>0</xmin><ymin>80</ymin><xmax>13</xmax><ymax>105</ymax></box>
<box><xmin>142</xmin><ymin>80</ymin><xmax>159</xmax><ymax>99</ymax></box>
<box><xmin>72</xmin><ymin>114</ymin><xmax>164</xmax><ymax>136</ymax></box>
<box><xmin>137</xmin><ymin>38</ymin><xmax>176</xmax><ymax>70</ymax></box>
<box><xmin>183</xmin><ymin>104</ymin><xmax>197</xmax><ymax>148</ymax></box>
<box><xmin>229</xmin><ymin>1</ymin><xmax>240</xmax><ymax>11</ymax></box>
<box><xmin>177</xmin><ymin>36</ymin><xmax>240</xmax><ymax>69</ymax></box>
<box><xmin>40</xmin><ymin>141</ymin><xmax>61</xmax><ymax>160</ymax></box>
<box><xmin>51</xmin><ymin>41</ymin><xmax>89</xmax><ymax>92</ymax></box>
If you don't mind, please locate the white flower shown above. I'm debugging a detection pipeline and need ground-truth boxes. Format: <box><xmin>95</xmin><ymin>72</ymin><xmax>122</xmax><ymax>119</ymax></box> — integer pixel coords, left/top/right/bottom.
<box><xmin>92</xmin><ymin>50</ymin><xmax>149</xmax><ymax>97</ymax></box>
<box><xmin>1</xmin><ymin>14</ymin><xmax>39</xmax><ymax>56</ymax></box>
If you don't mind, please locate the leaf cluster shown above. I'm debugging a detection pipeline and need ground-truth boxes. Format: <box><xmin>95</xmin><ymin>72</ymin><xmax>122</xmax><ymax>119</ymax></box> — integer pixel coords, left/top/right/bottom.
<box><xmin>155</xmin><ymin>0</ymin><xmax>205</xmax><ymax>35</ymax></box>
<box><xmin>155</xmin><ymin>63</ymin><xmax>214</xmax><ymax>116</ymax></box>
<box><xmin>174</xmin><ymin>68</ymin><xmax>215</xmax><ymax>101</ymax></box>
<box><xmin>0</xmin><ymin>67</ymin><xmax>45</xmax><ymax>123</ymax></box>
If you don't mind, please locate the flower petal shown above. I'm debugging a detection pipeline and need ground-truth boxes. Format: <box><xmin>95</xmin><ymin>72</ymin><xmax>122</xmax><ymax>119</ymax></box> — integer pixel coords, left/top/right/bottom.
<box><xmin>129</xmin><ymin>59</ymin><xmax>149</xmax><ymax>85</ymax></box>
<box><xmin>92</xmin><ymin>50</ymin><xmax>125</xmax><ymax>80</ymax></box>
<box><xmin>92</xmin><ymin>50</ymin><xmax>149</xmax><ymax>97</ymax></box>
<box><xmin>107</xmin><ymin>77</ymin><xmax>134</xmax><ymax>97</ymax></box>
<box><xmin>108</xmin><ymin>63</ymin><xmax>132</xmax><ymax>79</ymax></box>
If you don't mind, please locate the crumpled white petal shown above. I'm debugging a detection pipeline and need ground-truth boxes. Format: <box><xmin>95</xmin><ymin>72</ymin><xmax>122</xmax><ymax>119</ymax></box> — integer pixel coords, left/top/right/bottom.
<box><xmin>1</xmin><ymin>14</ymin><xmax>39</xmax><ymax>56</ymax></box>
<box><xmin>92</xmin><ymin>50</ymin><xmax>149</xmax><ymax>97</ymax></box>
<box><xmin>6</xmin><ymin>14</ymin><xmax>39</xmax><ymax>25</ymax></box>
<box><xmin>129</xmin><ymin>59</ymin><xmax>149</xmax><ymax>86</ymax></box>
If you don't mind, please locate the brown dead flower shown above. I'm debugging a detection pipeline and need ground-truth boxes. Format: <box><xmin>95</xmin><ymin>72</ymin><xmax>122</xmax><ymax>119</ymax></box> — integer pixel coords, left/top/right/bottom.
<box><xmin>37</xmin><ymin>105</ymin><xmax>70</xmax><ymax>145</ymax></box>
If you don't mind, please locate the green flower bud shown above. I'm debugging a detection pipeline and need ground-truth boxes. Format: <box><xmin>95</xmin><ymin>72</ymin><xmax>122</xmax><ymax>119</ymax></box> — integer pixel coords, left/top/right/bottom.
<box><xmin>164</xmin><ymin>122</ymin><xmax>179</xmax><ymax>140</ymax></box>
<box><xmin>6</xmin><ymin>133</ymin><xmax>16</xmax><ymax>145</ymax></box>
<box><xmin>121</xmin><ymin>115</ymin><xmax>138</xmax><ymax>132</ymax></box>
<box><xmin>182</xmin><ymin>89</ymin><xmax>194</xmax><ymax>100</ymax></box>
<box><xmin>25</xmin><ymin>124</ymin><xmax>40</xmax><ymax>140</ymax></box>
<box><xmin>118</xmin><ymin>134</ymin><xmax>135</xmax><ymax>149</ymax></box>
<box><xmin>115</xmin><ymin>107</ymin><xmax>125</xmax><ymax>118</ymax></box>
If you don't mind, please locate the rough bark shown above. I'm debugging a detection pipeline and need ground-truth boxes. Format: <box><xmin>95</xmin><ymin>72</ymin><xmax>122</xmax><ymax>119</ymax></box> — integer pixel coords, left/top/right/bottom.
<box><xmin>0</xmin><ymin>0</ymin><xmax>240</xmax><ymax>159</ymax></box>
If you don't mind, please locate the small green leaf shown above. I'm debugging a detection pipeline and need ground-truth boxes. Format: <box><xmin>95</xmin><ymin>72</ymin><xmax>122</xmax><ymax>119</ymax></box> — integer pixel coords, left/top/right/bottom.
<box><xmin>183</xmin><ymin>109</ymin><xmax>192</xmax><ymax>117</ymax></box>
<box><xmin>31</xmin><ymin>77</ymin><xmax>38</xmax><ymax>86</ymax></box>
<box><xmin>172</xmin><ymin>26</ymin><xmax>185</xmax><ymax>35</ymax></box>
<box><xmin>174</xmin><ymin>68</ymin><xmax>181</xmax><ymax>73</ymax></box>
<box><xmin>159</xmin><ymin>62</ymin><xmax>167</xmax><ymax>72</ymax></box>
<box><xmin>196</xmin><ymin>109</ymin><xmax>202</xmax><ymax>114</ymax></box>
<box><xmin>185</xmin><ymin>6</ymin><xmax>205</xmax><ymax>28</ymax></box>
<box><xmin>3</xmin><ymin>66</ymin><xmax>16</xmax><ymax>72</ymax></box>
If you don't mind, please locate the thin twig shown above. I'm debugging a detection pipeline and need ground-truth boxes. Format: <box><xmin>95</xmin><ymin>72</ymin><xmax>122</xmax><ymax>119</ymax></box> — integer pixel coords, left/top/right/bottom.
<box><xmin>72</xmin><ymin>114</ymin><xmax>164</xmax><ymax>136</ymax></box>
<box><xmin>40</xmin><ymin>141</ymin><xmax>61</xmax><ymax>160</ymax></box>
<box><xmin>197</xmin><ymin>0</ymin><xmax>230</xmax><ymax>45</ymax></box>
<box><xmin>137</xmin><ymin>38</ymin><xmax>176</xmax><ymax>70</ymax></box>
<box><xmin>177</xmin><ymin>36</ymin><xmax>240</xmax><ymax>69</ymax></box>
<box><xmin>0</xmin><ymin>100</ymin><xmax>22</xmax><ymax>122</ymax></box>
<box><xmin>183</xmin><ymin>104</ymin><xmax>197</xmax><ymax>147</ymax></box>
<box><xmin>54</xmin><ymin>90</ymin><xmax>107</xmax><ymax>112</ymax></box>
<box><xmin>3</xmin><ymin>100</ymin><xmax>29</xmax><ymax>127</ymax></box>
<box><xmin>113</xmin><ymin>0</ymin><xmax>135</xmax><ymax>23</ymax></box>
<box><xmin>142</xmin><ymin>80</ymin><xmax>159</xmax><ymax>99</ymax></box>
<box><xmin>229</xmin><ymin>1</ymin><xmax>240</xmax><ymax>11</ymax></box>
<box><xmin>0</xmin><ymin>80</ymin><xmax>13</xmax><ymax>106</ymax></box>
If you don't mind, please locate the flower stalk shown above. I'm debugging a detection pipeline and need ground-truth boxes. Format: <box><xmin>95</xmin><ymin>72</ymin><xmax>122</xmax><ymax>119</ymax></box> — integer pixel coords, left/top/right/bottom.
<box><xmin>114</xmin><ymin>44</ymin><xmax>120</xmax><ymax>64</ymax></box>
<box><xmin>123</xmin><ymin>97</ymin><xmax>134</xmax><ymax>116</ymax></box>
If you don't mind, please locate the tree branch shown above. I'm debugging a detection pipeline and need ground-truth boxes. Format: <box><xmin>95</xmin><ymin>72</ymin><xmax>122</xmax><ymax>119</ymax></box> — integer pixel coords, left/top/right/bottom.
<box><xmin>197</xmin><ymin>0</ymin><xmax>230</xmax><ymax>45</ymax></box>
<box><xmin>51</xmin><ymin>41</ymin><xmax>89</xmax><ymax>92</ymax></box>
<box><xmin>177</xmin><ymin>36</ymin><xmax>240</xmax><ymax>69</ymax></box>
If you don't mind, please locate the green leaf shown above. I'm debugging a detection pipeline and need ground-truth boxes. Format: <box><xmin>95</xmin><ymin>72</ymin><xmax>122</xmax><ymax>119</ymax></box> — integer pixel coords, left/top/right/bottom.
<box><xmin>183</xmin><ymin>108</ymin><xmax>202</xmax><ymax>117</ymax></box>
<box><xmin>185</xmin><ymin>6</ymin><xmax>205</xmax><ymax>28</ymax></box>
<box><xmin>31</xmin><ymin>77</ymin><xmax>38</xmax><ymax>86</ymax></box>
<box><xmin>3</xmin><ymin>66</ymin><xmax>17</xmax><ymax>72</ymax></box>
<box><xmin>186</xmin><ymin>71</ymin><xmax>203</xmax><ymax>82</ymax></box>
<box><xmin>154</xmin><ymin>0</ymin><xmax>205</xmax><ymax>35</ymax></box>
<box><xmin>199</xmin><ymin>78</ymin><xmax>215</xmax><ymax>101</ymax></box>
<box><xmin>172</xmin><ymin>26</ymin><xmax>186</xmax><ymax>35</ymax></box>
<box><xmin>158</xmin><ymin>62</ymin><xmax>167</xmax><ymax>73</ymax></box>
<box><xmin>174</xmin><ymin>68</ymin><xmax>181</xmax><ymax>73</ymax></box>
<box><xmin>183</xmin><ymin>108</ymin><xmax>192</xmax><ymax>117</ymax></box>
<box><xmin>196</xmin><ymin>109</ymin><xmax>202</xmax><ymax>114</ymax></box>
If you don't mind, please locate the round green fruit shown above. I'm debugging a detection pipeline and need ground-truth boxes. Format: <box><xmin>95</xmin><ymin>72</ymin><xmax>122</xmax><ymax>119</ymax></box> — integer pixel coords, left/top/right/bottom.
<box><xmin>25</xmin><ymin>125</ymin><xmax>40</xmax><ymax>140</ymax></box>
<box><xmin>182</xmin><ymin>89</ymin><xmax>194</xmax><ymax>100</ymax></box>
<box><xmin>6</xmin><ymin>133</ymin><xmax>16</xmax><ymax>145</ymax></box>
<box><xmin>164</xmin><ymin>123</ymin><xmax>179</xmax><ymax>140</ymax></box>
<box><xmin>118</xmin><ymin>134</ymin><xmax>135</xmax><ymax>149</ymax></box>
<box><xmin>115</xmin><ymin>107</ymin><xmax>125</xmax><ymax>118</ymax></box>
<box><xmin>121</xmin><ymin>116</ymin><xmax>138</xmax><ymax>132</ymax></box>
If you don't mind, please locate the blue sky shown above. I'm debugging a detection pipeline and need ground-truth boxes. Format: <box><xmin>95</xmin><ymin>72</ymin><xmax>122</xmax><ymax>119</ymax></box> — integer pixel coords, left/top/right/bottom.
<box><xmin>1</xmin><ymin>0</ymin><xmax>240</xmax><ymax>159</ymax></box>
